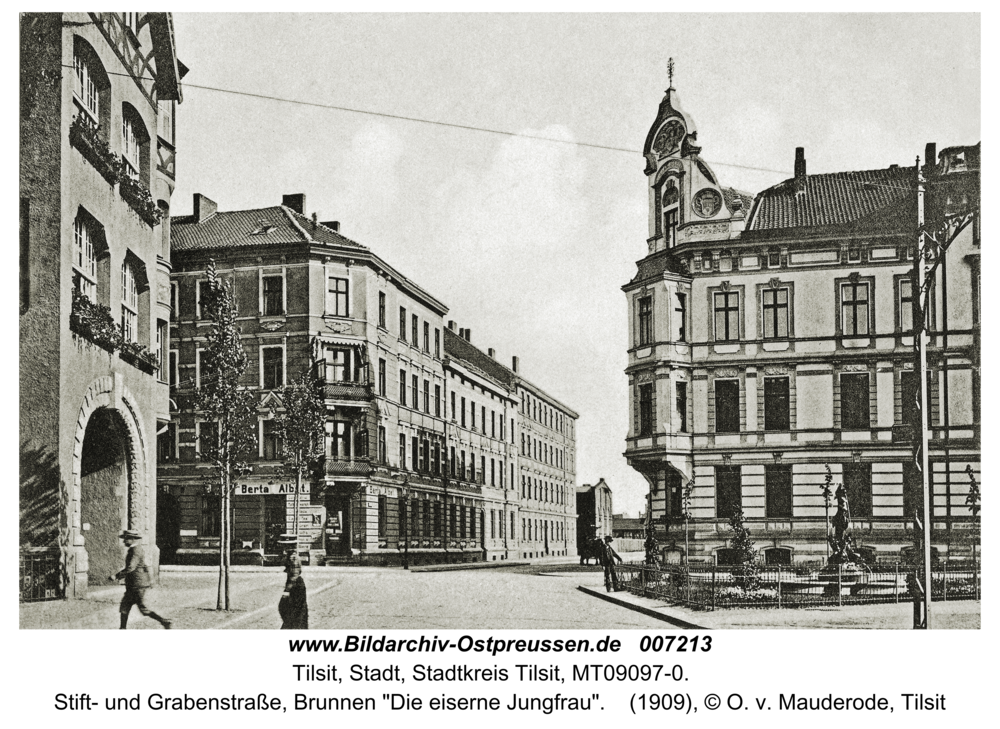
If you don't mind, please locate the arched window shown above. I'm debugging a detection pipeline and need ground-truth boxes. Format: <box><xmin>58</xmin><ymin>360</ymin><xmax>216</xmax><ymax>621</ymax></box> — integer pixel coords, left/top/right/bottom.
<box><xmin>72</xmin><ymin>37</ymin><xmax>110</xmax><ymax>131</ymax></box>
<box><xmin>662</xmin><ymin>180</ymin><xmax>679</xmax><ymax>247</ymax></box>
<box><xmin>120</xmin><ymin>103</ymin><xmax>150</xmax><ymax>184</ymax></box>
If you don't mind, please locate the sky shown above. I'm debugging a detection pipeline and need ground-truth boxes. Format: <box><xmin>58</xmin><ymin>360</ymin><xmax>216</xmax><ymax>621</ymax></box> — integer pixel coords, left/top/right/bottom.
<box><xmin>168</xmin><ymin>13</ymin><xmax>980</xmax><ymax>517</ymax></box>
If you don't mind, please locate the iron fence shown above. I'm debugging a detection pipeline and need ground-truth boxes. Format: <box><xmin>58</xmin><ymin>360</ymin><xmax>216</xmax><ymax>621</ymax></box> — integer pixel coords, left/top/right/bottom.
<box><xmin>19</xmin><ymin>550</ymin><xmax>64</xmax><ymax>602</ymax></box>
<box><xmin>617</xmin><ymin>561</ymin><xmax>980</xmax><ymax>611</ymax></box>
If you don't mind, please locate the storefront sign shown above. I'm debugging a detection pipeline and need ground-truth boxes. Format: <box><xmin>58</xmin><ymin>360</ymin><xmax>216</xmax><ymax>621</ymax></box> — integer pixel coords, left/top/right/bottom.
<box><xmin>235</xmin><ymin>482</ymin><xmax>309</xmax><ymax>496</ymax></box>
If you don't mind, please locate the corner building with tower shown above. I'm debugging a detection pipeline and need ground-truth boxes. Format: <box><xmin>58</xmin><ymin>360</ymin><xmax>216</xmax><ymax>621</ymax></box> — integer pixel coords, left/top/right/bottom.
<box><xmin>623</xmin><ymin>83</ymin><xmax>980</xmax><ymax>565</ymax></box>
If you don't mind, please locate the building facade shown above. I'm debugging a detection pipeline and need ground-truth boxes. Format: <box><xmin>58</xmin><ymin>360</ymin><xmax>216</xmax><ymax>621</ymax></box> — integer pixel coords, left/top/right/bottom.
<box><xmin>160</xmin><ymin>193</ymin><xmax>578</xmax><ymax>565</ymax></box>
<box><xmin>20</xmin><ymin>12</ymin><xmax>183</xmax><ymax>597</ymax></box>
<box><xmin>623</xmin><ymin>83</ymin><xmax>980</xmax><ymax>565</ymax></box>
<box><xmin>576</xmin><ymin>478</ymin><xmax>614</xmax><ymax>548</ymax></box>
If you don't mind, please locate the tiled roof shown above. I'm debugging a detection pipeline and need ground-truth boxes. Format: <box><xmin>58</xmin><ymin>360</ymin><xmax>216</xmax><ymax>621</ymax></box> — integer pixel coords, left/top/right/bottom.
<box><xmin>748</xmin><ymin>166</ymin><xmax>915</xmax><ymax>232</ymax></box>
<box><xmin>172</xmin><ymin>205</ymin><xmax>368</xmax><ymax>252</ymax></box>
<box><xmin>443</xmin><ymin>328</ymin><xmax>516</xmax><ymax>390</ymax></box>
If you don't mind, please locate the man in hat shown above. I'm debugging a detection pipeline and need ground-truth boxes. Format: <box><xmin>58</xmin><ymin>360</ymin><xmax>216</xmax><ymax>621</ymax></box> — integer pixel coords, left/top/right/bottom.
<box><xmin>599</xmin><ymin>536</ymin><xmax>623</xmax><ymax>592</ymax></box>
<box><xmin>278</xmin><ymin>537</ymin><xmax>308</xmax><ymax>629</ymax></box>
<box><xmin>112</xmin><ymin>530</ymin><xmax>172</xmax><ymax>629</ymax></box>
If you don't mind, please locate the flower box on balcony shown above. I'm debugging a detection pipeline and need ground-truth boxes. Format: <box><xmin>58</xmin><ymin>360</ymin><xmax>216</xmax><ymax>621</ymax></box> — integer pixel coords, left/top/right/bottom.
<box><xmin>69</xmin><ymin>117</ymin><xmax>120</xmax><ymax>186</ymax></box>
<box><xmin>118</xmin><ymin>175</ymin><xmax>162</xmax><ymax>227</ymax></box>
<box><xmin>69</xmin><ymin>290</ymin><xmax>120</xmax><ymax>353</ymax></box>
<box><xmin>119</xmin><ymin>341</ymin><xmax>159</xmax><ymax>374</ymax></box>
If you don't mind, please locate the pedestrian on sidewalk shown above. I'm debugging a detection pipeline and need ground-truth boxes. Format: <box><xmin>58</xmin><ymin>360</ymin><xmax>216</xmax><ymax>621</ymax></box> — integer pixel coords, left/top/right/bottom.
<box><xmin>600</xmin><ymin>536</ymin><xmax>623</xmax><ymax>592</ymax></box>
<box><xmin>112</xmin><ymin>530</ymin><xmax>172</xmax><ymax>629</ymax></box>
<box><xmin>278</xmin><ymin>544</ymin><xmax>308</xmax><ymax>629</ymax></box>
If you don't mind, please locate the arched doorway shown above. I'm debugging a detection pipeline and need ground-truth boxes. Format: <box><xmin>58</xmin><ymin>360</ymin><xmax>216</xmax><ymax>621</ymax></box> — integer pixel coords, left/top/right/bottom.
<box><xmin>79</xmin><ymin>407</ymin><xmax>131</xmax><ymax>586</ymax></box>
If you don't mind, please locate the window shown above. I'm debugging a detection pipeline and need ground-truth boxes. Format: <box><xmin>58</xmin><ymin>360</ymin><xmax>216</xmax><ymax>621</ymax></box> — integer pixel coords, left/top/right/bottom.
<box><xmin>461</xmin><ymin>397</ymin><xmax>466</xmax><ymax>428</ymax></box>
<box><xmin>399</xmin><ymin>370</ymin><xmax>407</xmax><ymax>406</ymax></box>
<box><xmin>157</xmin><ymin>320</ymin><xmax>168</xmax><ymax>380</ymax></box>
<box><xmin>764</xmin><ymin>377</ymin><xmax>790</xmax><ymax>431</ymax></box>
<box><xmin>331</xmin><ymin>421</ymin><xmax>351</xmax><ymax>459</ymax></box>
<box><xmin>664</xmin><ymin>209</ymin><xmax>678</xmax><ymax>248</ymax></box>
<box><xmin>638</xmin><ymin>384</ymin><xmax>654</xmax><ymax>436</ymax></box>
<box><xmin>378</xmin><ymin>291</ymin><xmax>386</xmax><ymax>328</ymax></box>
<box><xmin>481</xmin><ymin>405</ymin><xmax>486</xmax><ymax>434</ymax></box>
<box><xmin>450</xmin><ymin>392</ymin><xmax>456</xmax><ymax>420</ymax></box>
<box><xmin>411</xmin><ymin>314</ymin><xmax>418</xmax><ymax>347</ymax></box>
<box><xmin>899</xmin><ymin>278</ymin><xmax>914</xmax><ymax>332</ymax></box>
<box><xmin>481</xmin><ymin>455</ymin><xmax>486</xmax><ymax>484</ymax></box>
<box><xmin>411</xmin><ymin>375</ymin><xmax>418</xmax><ymax>410</ymax></box>
<box><xmin>73</xmin><ymin>47</ymin><xmax>102</xmax><ymax>125</ymax></box>
<box><xmin>378</xmin><ymin>358</ymin><xmax>386</xmax><ymax>396</ymax></box>
<box><xmin>715</xmin><ymin>465</ymin><xmax>742</xmax><ymax>519</ymax></box>
<box><xmin>121</xmin><ymin>258</ymin><xmax>138</xmax><ymax>343</ymax></box>
<box><xmin>435</xmin><ymin>385</ymin><xmax>441</xmax><ymax>417</ymax></box>
<box><xmin>72</xmin><ymin>213</ymin><xmax>98</xmax><ymax>299</ymax></box>
<box><xmin>715</xmin><ymin>379</ymin><xmax>740</xmax><ymax>433</ymax></box>
<box><xmin>201</xmin><ymin>495</ymin><xmax>221</xmax><ymax>538</ymax></box>
<box><xmin>261</xmin><ymin>346</ymin><xmax>283</xmax><ymax>389</ymax></box>
<box><xmin>469</xmin><ymin>452</ymin><xmax>476</xmax><ymax>482</ymax></box>
<box><xmin>676</xmin><ymin>381</ymin><xmax>688</xmax><ymax>433</ymax></box>
<box><xmin>432</xmin><ymin>442</ymin><xmax>441</xmax><ymax>474</ymax></box>
<box><xmin>765</xmin><ymin>464</ymin><xmax>793</xmax><ymax>518</ymax></box>
<box><xmin>840</xmin><ymin>373</ymin><xmax>870</xmax><ymax>429</ymax></box>
<box><xmin>423</xmin><ymin>322</ymin><xmax>430</xmax><ymax>352</ymax></box>
<box><xmin>327</xmin><ymin>277</ymin><xmax>349</xmax><ymax>316</ymax></box>
<box><xmin>399</xmin><ymin>307</ymin><xmax>407</xmax><ymax>341</ymax></box>
<box><xmin>326</xmin><ymin>348</ymin><xmax>351</xmax><ymax>382</ymax></box>
<box><xmin>844</xmin><ymin>463</ymin><xmax>872</xmax><ymax>518</ymax></box>
<box><xmin>638</xmin><ymin>296</ymin><xmax>653</xmax><ymax>345</ymax></box>
<box><xmin>674</xmin><ymin>293</ymin><xmax>687</xmax><ymax>342</ymax></box>
<box><xmin>450</xmin><ymin>446</ymin><xmax>456</xmax><ymax>477</ymax></box>
<box><xmin>767</xmin><ymin>246</ymin><xmax>781</xmax><ymax>268</ymax></box>
<box><xmin>491</xmin><ymin>410</ymin><xmax>496</xmax><ymax>438</ymax></box>
<box><xmin>378</xmin><ymin>426</ymin><xmax>387</xmax><ymax>464</ymax></box>
<box><xmin>168</xmin><ymin>350</ymin><xmax>178</xmax><ymax>387</ymax></box>
<box><xmin>157</xmin><ymin>422</ymin><xmax>176</xmax><ymax>462</ymax></box>
<box><xmin>120</xmin><ymin>112</ymin><xmax>143</xmax><ymax>180</ymax></box>
<box><xmin>262</xmin><ymin>419</ymin><xmax>282</xmax><ymax>460</ymax></box>
<box><xmin>196</xmin><ymin>280</ymin><xmax>208</xmax><ymax>320</ymax></box>
<box><xmin>435</xmin><ymin>328</ymin><xmax>440</xmax><ymax>358</ymax></box>
<box><xmin>841</xmin><ymin>281</ymin><xmax>870</xmax><ymax>336</ymax></box>
<box><xmin>470</xmin><ymin>402</ymin><xmax>476</xmax><ymax>430</ymax></box>
<box><xmin>714</xmin><ymin>291</ymin><xmax>740</xmax><ymax>341</ymax></box>
<box><xmin>399</xmin><ymin>434</ymin><xmax>406</xmax><ymax>468</ymax></box>
<box><xmin>762</xmin><ymin>287</ymin><xmax>789</xmax><ymax>339</ymax></box>
<box><xmin>197</xmin><ymin>421</ymin><xmax>218</xmax><ymax>458</ymax></box>
<box><xmin>262</xmin><ymin>275</ymin><xmax>283</xmax><ymax>316</ymax></box>
<box><xmin>423</xmin><ymin>380</ymin><xmax>430</xmax><ymax>414</ymax></box>
<box><xmin>412</xmin><ymin>437</ymin><xmax>418</xmax><ymax>471</ymax></box>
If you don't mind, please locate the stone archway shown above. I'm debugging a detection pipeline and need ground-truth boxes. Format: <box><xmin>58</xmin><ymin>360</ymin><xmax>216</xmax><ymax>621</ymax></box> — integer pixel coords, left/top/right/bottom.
<box><xmin>68</xmin><ymin>375</ymin><xmax>149</xmax><ymax>594</ymax></box>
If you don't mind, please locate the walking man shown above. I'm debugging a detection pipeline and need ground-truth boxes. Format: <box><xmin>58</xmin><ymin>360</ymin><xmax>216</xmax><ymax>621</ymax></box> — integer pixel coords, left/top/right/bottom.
<box><xmin>600</xmin><ymin>535</ymin><xmax>623</xmax><ymax>592</ymax></box>
<box><xmin>113</xmin><ymin>530</ymin><xmax>171</xmax><ymax>629</ymax></box>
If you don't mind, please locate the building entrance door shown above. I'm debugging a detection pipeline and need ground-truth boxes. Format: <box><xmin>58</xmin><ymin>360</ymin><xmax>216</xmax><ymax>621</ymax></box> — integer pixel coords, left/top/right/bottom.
<box><xmin>263</xmin><ymin>495</ymin><xmax>286</xmax><ymax>555</ymax></box>
<box><xmin>324</xmin><ymin>492</ymin><xmax>351</xmax><ymax>556</ymax></box>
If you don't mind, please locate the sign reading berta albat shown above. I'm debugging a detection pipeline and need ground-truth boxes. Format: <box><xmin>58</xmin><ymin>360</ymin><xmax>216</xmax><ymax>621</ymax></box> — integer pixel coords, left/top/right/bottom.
<box><xmin>235</xmin><ymin>483</ymin><xmax>308</xmax><ymax>496</ymax></box>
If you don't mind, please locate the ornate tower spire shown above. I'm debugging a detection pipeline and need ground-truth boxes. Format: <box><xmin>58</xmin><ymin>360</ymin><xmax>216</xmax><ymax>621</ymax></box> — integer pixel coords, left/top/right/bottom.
<box><xmin>667</xmin><ymin>57</ymin><xmax>675</xmax><ymax>91</ymax></box>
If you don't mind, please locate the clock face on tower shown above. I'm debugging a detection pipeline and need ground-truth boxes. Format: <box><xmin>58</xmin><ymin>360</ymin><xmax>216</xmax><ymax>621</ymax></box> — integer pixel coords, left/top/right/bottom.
<box><xmin>652</xmin><ymin>120</ymin><xmax>685</xmax><ymax>158</ymax></box>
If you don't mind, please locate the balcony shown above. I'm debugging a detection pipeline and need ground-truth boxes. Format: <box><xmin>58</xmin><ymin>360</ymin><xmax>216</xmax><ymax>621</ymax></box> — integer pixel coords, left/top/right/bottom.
<box><xmin>323</xmin><ymin>381</ymin><xmax>373</xmax><ymax>402</ymax></box>
<box><xmin>324</xmin><ymin>459</ymin><xmax>372</xmax><ymax>477</ymax></box>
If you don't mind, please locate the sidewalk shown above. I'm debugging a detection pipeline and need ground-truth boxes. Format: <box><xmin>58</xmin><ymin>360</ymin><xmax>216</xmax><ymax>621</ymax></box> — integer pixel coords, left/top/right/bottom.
<box><xmin>578</xmin><ymin>585</ymin><xmax>981</xmax><ymax>629</ymax></box>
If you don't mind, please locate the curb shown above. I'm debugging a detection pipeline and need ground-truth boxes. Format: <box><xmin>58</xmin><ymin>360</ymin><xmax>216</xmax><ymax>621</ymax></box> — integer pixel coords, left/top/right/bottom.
<box><xmin>409</xmin><ymin>561</ymin><xmax>530</xmax><ymax>573</ymax></box>
<box><xmin>577</xmin><ymin>586</ymin><xmax>708</xmax><ymax>630</ymax></box>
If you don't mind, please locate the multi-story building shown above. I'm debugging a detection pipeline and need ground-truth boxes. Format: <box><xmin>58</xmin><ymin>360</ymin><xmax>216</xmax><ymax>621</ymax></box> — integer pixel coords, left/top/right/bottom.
<box><xmin>160</xmin><ymin>193</ymin><xmax>578</xmax><ymax>565</ymax></box>
<box><xmin>623</xmin><ymin>83</ymin><xmax>980</xmax><ymax>565</ymax></box>
<box><xmin>20</xmin><ymin>12</ymin><xmax>184</xmax><ymax>598</ymax></box>
<box><xmin>576</xmin><ymin>478</ymin><xmax>614</xmax><ymax>547</ymax></box>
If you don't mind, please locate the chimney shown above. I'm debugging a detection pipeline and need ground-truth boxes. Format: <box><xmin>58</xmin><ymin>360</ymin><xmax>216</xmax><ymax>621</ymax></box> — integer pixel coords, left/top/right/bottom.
<box><xmin>488</xmin><ymin>348</ymin><xmax>495</xmax><ymax>359</ymax></box>
<box><xmin>925</xmin><ymin>143</ymin><xmax>937</xmax><ymax>169</ymax></box>
<box><xmin>512</xmin><ymin>356</ymin><xmax>519</xmax><ymax>373</ymax></box>
<box><xmin>282</xmin><ymin>193</ymin><xmax>306</xmax><ymax>215</ymax></box>
<box><xmin>794</xmin><ymin>147</ymin><xmax>806</xmax><ymax>178</ymax></box>
<box><xmin>448</xmin><ymin>320</ymin><xmax>457</xmax><ymax>331</ymax></box>
<box><xmin>321</xmin><ymin>220</ymin><xmax>340</xmax><ymax>233</ymax></box>
<box><xmin>464</xmin><ymin>328</ymin><xmax>471</xmax><ymax>342</ymax></box>
<box><xmin>193</xmin><ymin>193</ymin><xmax>217</xmax><ymax>223</ymax></box>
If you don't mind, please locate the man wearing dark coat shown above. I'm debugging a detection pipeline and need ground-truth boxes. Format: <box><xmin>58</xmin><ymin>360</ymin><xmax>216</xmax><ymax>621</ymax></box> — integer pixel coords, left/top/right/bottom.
<box><xmin>113</xmin><ymin>530</ymin><xmax>172</xmax><ymax>629</ymax></box>
<box><xmin>279</xmin><ymin>548</ymin><xmax>308</xmax><ymax>629</ymax></box>
<box><xmin>599</xmin><ymin>536</ymin><xmax>623</xmax><ymax>592</ymax></box>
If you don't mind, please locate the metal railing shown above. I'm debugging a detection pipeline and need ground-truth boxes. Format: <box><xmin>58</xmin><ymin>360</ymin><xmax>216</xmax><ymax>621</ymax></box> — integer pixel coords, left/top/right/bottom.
<box><xmin>617</xmin><ymin>561</ymin><xmax>981</xmax><ymax>610</ymax></box>
<box><xmin>19</xmin><ymin>550</ymin><xmax>64</xmax><ymax>602</ymax></box>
